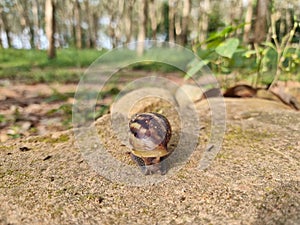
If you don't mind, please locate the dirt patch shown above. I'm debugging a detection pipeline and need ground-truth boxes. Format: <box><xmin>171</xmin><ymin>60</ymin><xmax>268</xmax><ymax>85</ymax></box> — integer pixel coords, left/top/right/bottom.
<box><xmin>1</xmin><ymin>77</ymin><xmax>299</xmax><ymax>143</ymax></box>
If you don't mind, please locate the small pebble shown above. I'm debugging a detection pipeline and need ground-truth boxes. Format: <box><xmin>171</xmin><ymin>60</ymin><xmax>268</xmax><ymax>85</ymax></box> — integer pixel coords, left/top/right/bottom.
<box><xmin>19</xmin><ymin>146</ymin><xmax>31</xmax><ymax>152</ymax></box>
<box><xmin>43</xmin><ymin>155</ymin><xmax>52</xmax><ymax>161</ymax></box>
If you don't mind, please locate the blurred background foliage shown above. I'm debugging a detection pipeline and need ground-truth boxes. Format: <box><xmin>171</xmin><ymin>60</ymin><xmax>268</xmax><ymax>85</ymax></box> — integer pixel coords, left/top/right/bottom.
<box><xmin>0</xmin><ymin>0</ymin><xmax>299</xmax><ymax>85</ymax></box>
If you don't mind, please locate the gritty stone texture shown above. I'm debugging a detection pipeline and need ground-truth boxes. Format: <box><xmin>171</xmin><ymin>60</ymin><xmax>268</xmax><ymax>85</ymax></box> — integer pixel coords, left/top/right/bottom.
<box><xmin>0</xmin><ymin>98</ymin><xmax>299</xmax><ymax>225</ymax></box>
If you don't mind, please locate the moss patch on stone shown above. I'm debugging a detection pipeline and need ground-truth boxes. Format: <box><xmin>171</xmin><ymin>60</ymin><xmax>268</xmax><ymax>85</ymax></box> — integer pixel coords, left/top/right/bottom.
<box><xmin>30</xmin><ymin>134</ymin><xmax>70</xmax><ymax>144</ymax></box>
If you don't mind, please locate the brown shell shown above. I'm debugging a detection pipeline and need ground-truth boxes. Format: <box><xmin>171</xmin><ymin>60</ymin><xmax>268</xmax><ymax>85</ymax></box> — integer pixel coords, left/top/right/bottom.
<box><xmin>129</xmin><ymin>113</ymin><xmax>172</xmax><ymax>158</ymax></box>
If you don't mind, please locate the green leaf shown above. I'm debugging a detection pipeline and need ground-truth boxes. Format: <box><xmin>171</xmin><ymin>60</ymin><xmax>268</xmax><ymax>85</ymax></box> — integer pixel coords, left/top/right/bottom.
<box><xmin>215</xmin><ymin>38</ymin><xmax>240</xmax><ymax>59</ymax></box>
<box><xmin>206</xmin><ymin>26</ymin><xmax>233</xmax><ymax>42</ymax></box>
<box><xmin>207</xmin><ymin>38</ymin><xmax>223</xmax><ymax>49</ymax></box>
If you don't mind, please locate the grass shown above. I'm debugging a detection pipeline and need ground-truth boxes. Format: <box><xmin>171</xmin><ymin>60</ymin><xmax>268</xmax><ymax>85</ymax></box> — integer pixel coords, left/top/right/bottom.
<box><xmin>0</xmin><ymin>48</ymin><xmax>105</xmax><ymax>83</ymax></box>
<box><xmin>0</xmin><ymin>48</ymin><xmax>105</xmax><ymax>68</ymax></box>
<box><xmin>1</xmin><ymin>48</ymin><xmax>299</xmax><ymax>84</ymax></box>
<box><xmin>0</xmin><ymin>48</ymin><xmax>186</xmax><ymax>83</ymax></box>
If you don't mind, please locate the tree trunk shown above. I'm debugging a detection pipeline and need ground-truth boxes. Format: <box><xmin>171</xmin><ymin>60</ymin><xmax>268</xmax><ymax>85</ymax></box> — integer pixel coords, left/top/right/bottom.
<box><xmin>84</xmin><ymin>0</ymin><xmax>92</xmax><ymax>48</ymax></box>
<box><xmin>0</xmin><ymin>17</ymin><xmax>2</xmax><ymax>48</ymax></box>
<box><xmin>16</xmin><ymin>1</ymin><xmax>35</xmax><ymax>49</ymax></box>
<box><xmin>1</xmin><ymin>9</ymin><xmax>11</xmax><ymax>48</ymax></box>
<box><xmin>123</xmin><ymin>0</ymin><xmax>133</xmax><ymax>44</ymax></box>
<box><xmin>108</xmin><ymin>14</ymin><xmax>117</xmax><ymax>48</ymax></box>
<box><xmin>149</xmin><ymin>0</ymin><xmax>158</xmax><ymax>39</ymax></box>
<box><xmin>32</xmin><ymin>0</ymin><xmax>40</xmax><ymax>48</ymax></box>
<box><xmin>45</xmin><ymin>0</ymin><xmax>56</xmax><ymax>59</ymax></box>
<box><xmin>198</xmin><ymin>0</ymin><xmax>210</xmax><ymax>44</ymax></box>
<box><xmin>137</xmin><ymin>0</ymin><xmax>148</xmax><ymax>55</ymax></box>
<box><xmin>74</xmin><ymin>0</ymin><xmax>82</xmax><ymax>49</ymax></box>
<box><xmin>92</xmin><ymin>13</ymin><xmax>98</xmax><ymax>48</ymax></box>
<box><xmin>175</xmin><ymin>13</ymin><xmax>181</xmax><ymax>40</ymax></box>
<box><xmin>254</xmin><ymin>0</ymin><xmax>270</xmax><ymax>44</ymax></box>
<box><xmin>125</xmin><ymin>7</ymin><xmax>133</xmax><ymax>43</ymax></box>
<box><xmin>243</xmin><ymin>0</ymin><xmax>254</xmax><ymax>44</ymax></box>
<box><xmin>25</xmin><ymin>3</ymin><xmax>35</xmax><ymax>49</ymax></box>
<box><xmin>63</xmin><ymin>0</ymin><xmax>73</xmax><ymax>47</ymax></box>
<box><xmin>179</xmin><ymin>0</ymin><xmax>190</xmax><ymax>45</ymax></box>
<box><xmin>0</xmin><ymin>6</ymin><xmax>3</xmax><ymax>48</ymax></box>
<box><xmin>168</xmin><ymin>0</ymin><xmax>176</xmax><ymax>43</ymax></box>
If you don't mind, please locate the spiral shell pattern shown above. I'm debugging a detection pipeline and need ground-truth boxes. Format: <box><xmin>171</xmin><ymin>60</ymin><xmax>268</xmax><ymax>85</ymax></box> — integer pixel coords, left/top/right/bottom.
<box><xmin>129</xmin><ymin>112</ymin><xmax>172</xmax><ymax>158</ymax></box>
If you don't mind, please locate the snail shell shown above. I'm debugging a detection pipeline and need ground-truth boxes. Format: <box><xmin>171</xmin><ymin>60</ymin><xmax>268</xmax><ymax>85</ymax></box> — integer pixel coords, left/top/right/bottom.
<box><xmin>129</xmin><ymin>112</ymin><xmax>172</xmax><ymax>175</ymax></box>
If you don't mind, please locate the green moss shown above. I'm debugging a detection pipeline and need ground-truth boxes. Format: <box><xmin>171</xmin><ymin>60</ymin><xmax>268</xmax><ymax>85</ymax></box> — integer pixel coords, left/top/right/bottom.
<box><xmin>176</xmin><ymin>170</ymin><xmax>188</xmax><ymax>179</ymax></box>
<box><xmin>30</xmin><ymin>134</ymin><xmax>69</xmax><ymax>144</ymax></box>
<box><xmin>55</xmin><ymin>134</ymin><xmax>70</xmax><ymax>143</ymax></box>
<box><xmin>0</xmin><ymin>169</ymin><xmax>33</xmax><ymax>188</ymax></box>
<box><xmin>216</xmin><ymin>152</ymin><xmax>231</xmax><ymax>159</ymax></box>
<box><xmin>0</xmin><ymin>145</ymin><xmax>14</xmax><ymax>151</ymax></box>
<box><xmin>226</xmin><ymin>126</ymin><xmax>274</xmax><ymax>143</ymax></box>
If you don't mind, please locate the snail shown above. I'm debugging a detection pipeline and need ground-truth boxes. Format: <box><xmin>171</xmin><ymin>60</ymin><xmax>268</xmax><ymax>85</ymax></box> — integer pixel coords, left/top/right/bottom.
<box><xmin>129</xmin><ymin>112</ymin><xmax>172</xmax><ymax>175</ymax></box>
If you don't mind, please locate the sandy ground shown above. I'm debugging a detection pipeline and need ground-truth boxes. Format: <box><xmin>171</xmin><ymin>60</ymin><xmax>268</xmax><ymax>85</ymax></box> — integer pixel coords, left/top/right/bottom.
<box><xmin>0</xmin><ymin>96</ymin><xmax>299</xmax><ymax>225</ymax></box>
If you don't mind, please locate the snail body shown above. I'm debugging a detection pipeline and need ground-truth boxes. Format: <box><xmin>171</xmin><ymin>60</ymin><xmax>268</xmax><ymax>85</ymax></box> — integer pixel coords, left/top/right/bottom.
<box><xmin>129</xmin><ymin>112</ymin><xmax>172</xmax><ymax>175</ymax></box>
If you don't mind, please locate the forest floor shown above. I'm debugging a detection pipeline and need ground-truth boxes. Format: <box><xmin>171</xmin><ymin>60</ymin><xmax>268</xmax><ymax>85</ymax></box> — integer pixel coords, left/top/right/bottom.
<box><xmin>1</xmin><ymin>72</ymin><xmax>300</xmax><ymax>143</ymax></box>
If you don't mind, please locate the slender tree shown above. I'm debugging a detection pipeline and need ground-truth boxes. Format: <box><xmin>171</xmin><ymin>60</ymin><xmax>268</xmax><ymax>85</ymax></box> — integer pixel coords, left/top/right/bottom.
<box><xmin>92</xmin><ymin>12</ymin><xmax>99</xmax><ymax>47</ymax></box>
<box><xmin>32</xmin><ymin>0</ymin><xmax>40</xmax><ymax>49</ymax></box>
<box><xmin>178</xmin><ymin>0</ymin><xmax>191</xmax><ymax>45</ymax></box>
<box><xmin>74</xmin><ymin>0</ymin><xmax>82</xmax><ymax>49</ymax></box>
<box><xmin>123</xmin><ymin>0</ymin><xmax>134</xmax><ymax>43</ymax></box>
<box><xmin>149</xmin><ymin>0</ymin><xmax>158</xmax><ymax>39</ymax></box>
<box><xmin>168</xmin><ymin>0</ymin><xmax>176</xmax><ymax>43</ymax></box>
<box><xmin>83</xmin><ymin>0</ymin><xmax>96</xmax><ymax>48</ymax></box>
<box><xmin>45</xmin><ymin>0</ymin><xmax>56</xmax><ymax>59</ymax></box>
<box><xmin>1</xmin><ymin>11</ymin><xmax>11</xmax><ymax>48</ymax></box>
<box><xmin>56</xmin><ymin>0</ymin><xmax>73</xmax><ymax>48</ymax></box>
<box><xmin>243</xmin><ymin>0</ymin><xmax>254</xmax><ymax>44</ymax></box>
<box><xmin>254</xmin><ymin>0</ymin><xmax>270</xmax><ymax>44</ymax></box>
<box><xmin>198</xmin><ymin>0</ymin><xmax>210</xmax><ymax>44</ymax></box>
<box><xmin>15</xmin><ymin>0</ymin><xmax>35</xmax><ymax>48</ymax></box>
<box><xmin>137</xmin><ymin>0</ymin><xmax>148</xmax><ymax>55</ymax></box>
<box><xmin>0</xmin><ymin>15</ymin><xmax>2</xmax><ymax>48</ymax></box>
